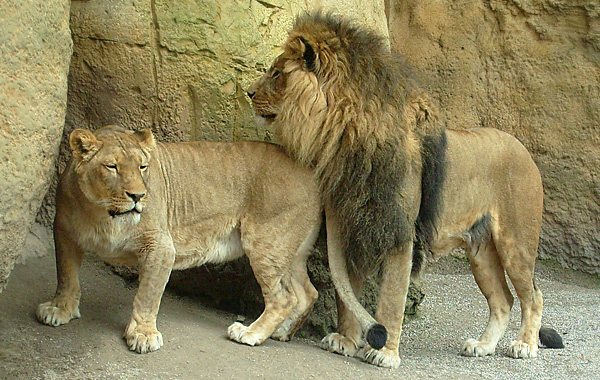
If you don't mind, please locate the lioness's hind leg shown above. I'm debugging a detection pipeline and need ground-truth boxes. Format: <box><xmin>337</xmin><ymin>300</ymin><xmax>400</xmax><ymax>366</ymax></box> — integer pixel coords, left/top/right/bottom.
<box><xmin>463</xmin><ymin>241</ymin><xmax>514</xmax><ymax>357</ymax></box>
<box><xmin>228</xmin><ymin>248</ymin><xmax>297</xmax><ymax>346</ymax></box>
<box><xmin>271</xmin><ymin>249</ymin><xmax>318</xmax><ymax>341</ymax></box>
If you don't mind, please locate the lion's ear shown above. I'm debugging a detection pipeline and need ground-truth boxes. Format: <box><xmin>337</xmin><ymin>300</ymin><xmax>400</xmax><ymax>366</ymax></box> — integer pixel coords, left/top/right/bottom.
<box><xmin>69</xmin><ymin>129</ymin><xmax>101</xmax><ymax>161</ymax></box>
<box><xmin>134</xmin><ymin>128</ymin><xmax>156</xmax><ymax>153</ymax></box>
<box><xmin>299</xmin><ymin>37</ymin><xmax>317</xmax><ymax>72</ymax></box>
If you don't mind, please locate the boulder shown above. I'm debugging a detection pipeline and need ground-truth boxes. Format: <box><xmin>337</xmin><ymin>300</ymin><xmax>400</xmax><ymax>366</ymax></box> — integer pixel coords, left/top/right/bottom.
<box><xmin>0</xmin><ymin>0</ymin><xmax>71</xmax><ymax>293</ymax></box>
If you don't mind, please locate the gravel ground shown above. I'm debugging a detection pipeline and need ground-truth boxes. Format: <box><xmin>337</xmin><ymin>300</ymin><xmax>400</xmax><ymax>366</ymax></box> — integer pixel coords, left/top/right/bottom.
<box><xmin>0</xmin><ymin>253</ymin><xmax>598</xmax><ymax>380</ymax></box>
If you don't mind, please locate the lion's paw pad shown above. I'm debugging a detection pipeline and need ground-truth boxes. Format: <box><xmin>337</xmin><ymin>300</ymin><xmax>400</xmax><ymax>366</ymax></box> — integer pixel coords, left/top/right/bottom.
<box><xmin>36</xmin><ymin>302</ymin><xmax>80</xmax><ymax>327</ymax></box>
<box><xmin>357</xmin><ymin>346</ymin><xmax>400</xmax><ymax>368</ymax></box>
<box><xmin>461</xmin><ymin>339</ymin><xmax>496</xmax><ymax>357</ymax></box>
<box><xmin>320</xmin><ymin>333</ymin><xmax>359</xmax><ymax>357</ymax></box>
<box><xmin>508</xmin><ymin>340</ymin><xmax>538</xmax><ymax>359</ymax></box>
<box><xmin>227</xmin><ymin>322</ymin><xmax>264</xmax><ymax>346</ymax></box>
<box><xmin>124</xmin><ymin>330</ymin><xmax>163</xmax><ymax>354</ymax></box>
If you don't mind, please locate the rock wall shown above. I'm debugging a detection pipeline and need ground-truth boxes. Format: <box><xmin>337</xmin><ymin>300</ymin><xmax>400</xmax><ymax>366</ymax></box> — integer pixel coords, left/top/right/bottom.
<box><xmin>387</xmin><ymin>0</ymin><xmax>600</xmax><ymax>274</ymax></box>
<box><xmin>0</xmin><ymin>0</ymin><xmax>72</xmax><ymax>293</ymax></box>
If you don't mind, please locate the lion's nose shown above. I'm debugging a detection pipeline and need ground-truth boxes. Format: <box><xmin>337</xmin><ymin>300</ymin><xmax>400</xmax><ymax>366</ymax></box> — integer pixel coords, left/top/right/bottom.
<box><xmin>247</xmin><ymin>91</ymin><xmax>255</xmax><ymax>99</ymax></box>
<box><xmin>126</xmin><ymin>192</ymin><xmax>145</xmax><ymax>203</ymax></box>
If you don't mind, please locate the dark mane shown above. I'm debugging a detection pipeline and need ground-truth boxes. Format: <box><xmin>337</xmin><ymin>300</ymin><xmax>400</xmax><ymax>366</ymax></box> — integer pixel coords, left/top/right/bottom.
<box><xmin>291</xmin><ymin>12</ymin><xmax>432</xmax><ymax>273</ymax></box>
<box><xmin>413</xmin><ymin>131</ymin><xmax>448</xmax><ymax>275</ymax></box>
<box><xmin>294</xmin><ymin>11</ymin><xmax>416</xmax><ymax>117</ymax></box>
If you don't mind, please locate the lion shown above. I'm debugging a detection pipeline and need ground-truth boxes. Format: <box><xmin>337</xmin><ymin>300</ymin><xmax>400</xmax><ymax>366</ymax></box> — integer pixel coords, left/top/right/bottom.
<box><xmin>248</xmin><ymin>12</ymin><xmax>563</xmax><ymax>368</ymax></box>
<box><xmin>36</xmin><ymin>125</ymin><xmax>322</xmax><ymax>353</ymax></box>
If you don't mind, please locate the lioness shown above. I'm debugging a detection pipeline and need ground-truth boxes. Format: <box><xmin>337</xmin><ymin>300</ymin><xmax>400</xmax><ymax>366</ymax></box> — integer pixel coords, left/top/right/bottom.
<box><xmin>248</xmin><ymin>12</ymin><xmax>562</xmax><ymax>368</ymax></box>
<box><xmin>37</xmin><ymin>125</ymin><xmax>321</xmax><ymax>353</ymax></box>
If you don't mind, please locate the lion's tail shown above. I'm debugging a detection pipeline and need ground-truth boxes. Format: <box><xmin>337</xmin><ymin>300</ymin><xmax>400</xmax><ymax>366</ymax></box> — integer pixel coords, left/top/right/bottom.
<box><xmin>325</xmin><ymin>205</ymin><xmax>387</xmax><ymax>349</ymax></box>
<box><xmin>539</xmin><ymin>327</ymin><xmax>564</xmax><ymax>349</ymax></box>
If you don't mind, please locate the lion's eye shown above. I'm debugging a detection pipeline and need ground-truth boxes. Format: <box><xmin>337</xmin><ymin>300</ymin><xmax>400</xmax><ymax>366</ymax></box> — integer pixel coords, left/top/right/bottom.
<box><xmin>140</xmin><ymin>165</ymin><xmax>148</xmax><ymax>171</ymax></box>
<box><xmin>105</xmin><ymin>164</ymin><xmax>117</xmax><ymax>172</ymax></box>
<box><xmin>272</xmin><ymin>70</ymin><xmax>281</xmax><ymax>78</ymax></box>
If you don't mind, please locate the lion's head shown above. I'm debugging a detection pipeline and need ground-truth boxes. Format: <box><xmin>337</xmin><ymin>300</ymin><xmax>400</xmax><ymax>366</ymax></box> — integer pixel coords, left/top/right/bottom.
<box><xmin>248</xmin><ymin>12</ymin><xmax>438</xmax><ymax>172</ymax></box>
<box><xmin>68</xmin><ymin>125</ymin><xmax>156</xmax><ymax>223</ymax></box>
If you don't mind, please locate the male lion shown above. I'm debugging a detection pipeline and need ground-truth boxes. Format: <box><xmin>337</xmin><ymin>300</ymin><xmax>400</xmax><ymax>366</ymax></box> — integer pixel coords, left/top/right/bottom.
<box><xmin>37</xmin><ymin>125</ymin><xmax>321</xmax><ymax>353</ymax></box>
<box><xmin>248</xmin><ymin>12</ymin><xmax>562</xmax><ymax>368</ymax></box>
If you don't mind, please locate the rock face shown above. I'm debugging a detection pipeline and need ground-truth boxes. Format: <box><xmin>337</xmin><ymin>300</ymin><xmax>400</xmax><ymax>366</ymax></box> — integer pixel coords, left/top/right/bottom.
<box><xmin>387</xmin><ymin>0</ymin><xmax>600</xmax><ymax>275</ymax></box>
<box><xmin>0</xmin><ymin>0</ymin><xmax>72</xmax><ymax>292</ymax></box>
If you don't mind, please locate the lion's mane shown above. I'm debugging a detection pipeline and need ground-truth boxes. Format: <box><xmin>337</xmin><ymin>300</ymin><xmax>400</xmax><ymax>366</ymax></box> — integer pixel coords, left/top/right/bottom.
<box><xmin>273</xmin><ymin>12</ymin><xmax>443</xmax><ymax>273</ymax></box>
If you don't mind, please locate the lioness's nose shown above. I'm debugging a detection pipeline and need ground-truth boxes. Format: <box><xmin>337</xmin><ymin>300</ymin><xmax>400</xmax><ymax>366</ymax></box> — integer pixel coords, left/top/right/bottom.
<box><xmin>126</xmin><ymin>192</ymin><xmax>145</xmax><ymax>203</ymax></box>
<box><xmin>247</xmin><ymin>91</ymin><xmax>255</xmax><ymax>99</ymax></box>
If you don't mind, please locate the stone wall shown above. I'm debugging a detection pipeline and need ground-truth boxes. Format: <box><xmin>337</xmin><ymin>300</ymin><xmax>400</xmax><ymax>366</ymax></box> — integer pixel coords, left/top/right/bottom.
<box><xmin>0</xmin><ymin>0</ymin><xmax>72</xmax><ymax>292</ymax></box>
<box><xmin>387</xmin><ymin>0</ymin><xmax>600</xmax><ymax>274</ymax></box>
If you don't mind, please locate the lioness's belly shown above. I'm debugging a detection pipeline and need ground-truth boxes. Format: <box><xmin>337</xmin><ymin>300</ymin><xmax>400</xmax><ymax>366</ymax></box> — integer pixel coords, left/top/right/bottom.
<box><xmin>171</xmin><ymin>226</ymin><xmax>245</xmax><ymax>270</ymax></box>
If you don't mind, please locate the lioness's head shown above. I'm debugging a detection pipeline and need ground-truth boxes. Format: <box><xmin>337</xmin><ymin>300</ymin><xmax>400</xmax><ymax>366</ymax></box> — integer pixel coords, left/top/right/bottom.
<box><xmin>69</xmin><ymin>125</ymin><xmax>155</xmax><ymax>223</ymax></box>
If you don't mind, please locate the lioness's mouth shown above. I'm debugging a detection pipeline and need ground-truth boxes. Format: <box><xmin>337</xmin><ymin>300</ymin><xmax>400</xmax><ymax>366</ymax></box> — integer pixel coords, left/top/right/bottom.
<box><xmin>109</xmin><ymin>208</ymin><xmax>141</xmax><ymax>217</ymax></box>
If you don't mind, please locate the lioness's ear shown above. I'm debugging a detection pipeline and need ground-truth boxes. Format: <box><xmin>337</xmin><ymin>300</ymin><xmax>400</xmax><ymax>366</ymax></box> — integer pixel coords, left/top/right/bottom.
<box><xmin>299</xmin><ymin>37</ymin><xmax>317</xmax><ymax>72</ymax></box>
<box><xmin>134</xmin><ymin>128</ymin><xmax>156</xmax><ymax>153</ymax></box>
<box><xmin>69</xmin><ymin>129</ymin><xmax>101</xmax><ymax>161</ymax></box>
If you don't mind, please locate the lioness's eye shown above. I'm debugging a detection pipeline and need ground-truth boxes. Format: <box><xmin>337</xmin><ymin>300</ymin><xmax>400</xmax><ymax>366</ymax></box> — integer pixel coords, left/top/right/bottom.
<box><xmin>272</xmin><ymin>70</ymin><xmax>280</xmax><ymax>78</ymax></box>
<box><xmin>105</xmin><ymin>164</ymin><xmax>117</xmax><ymax>171</ymax></box>
<box><xmin>140</xmin><ymin>165</ymin><xmax>148</xmax><ymax>171</ymax></box>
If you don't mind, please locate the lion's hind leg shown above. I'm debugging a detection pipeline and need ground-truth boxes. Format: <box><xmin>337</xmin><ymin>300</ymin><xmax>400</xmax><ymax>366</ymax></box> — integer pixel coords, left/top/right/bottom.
<box><xmin>496</xmin><ymin>242</ymin><xmax>543</xmax><ymax>358</ymax></box>
<box><xmin>463</xmin><ymin>230</ymin><xmax>514</xmax><ymax>358</ymax></box>
<box><xmin>493</xmin><ymin>202</ymin><xmax>545</xmax><ymax>358</ymax></box>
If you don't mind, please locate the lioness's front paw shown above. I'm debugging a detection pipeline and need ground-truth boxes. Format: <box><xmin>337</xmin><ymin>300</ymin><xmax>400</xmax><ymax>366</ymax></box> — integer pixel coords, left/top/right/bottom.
<box><xmin>461</xmin><ymin>338</ymin><xmax>496</xmax><ymax>357</ymax></box>
<box><xmin>227</xmin><ymin>322</ymin><xmax>265</xmax><ymax>346</ymax></box>
<box><xmin>357</xmin><ymin>345</ymin><xmax>400</xmax><ymax>368</ymax></box>
<box><xmin>124</xmin><ymin>326</ymin><xmax>163</xmax><ymax>354</ymax></box>
<box><xmin>36</xmin><ymin>301</ymin><xmax>80</xmax><ymax>326</ymax></box>
<box><xmin>508</xmin><ymin>340</ymin><xmax>538</xmax><ymax>359</ymax></box>
<box><xmin>320</xmin><ymin>333</ymin><xmax>359</xmax><ymax>357</ymax></box>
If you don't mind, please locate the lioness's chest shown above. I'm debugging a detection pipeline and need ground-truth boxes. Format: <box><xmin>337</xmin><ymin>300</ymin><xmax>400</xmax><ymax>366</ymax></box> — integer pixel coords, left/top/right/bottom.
<box><xmin>77</xmin><ymin>219</ymin><xmax>141</xmax><ymax>265</ymax></box>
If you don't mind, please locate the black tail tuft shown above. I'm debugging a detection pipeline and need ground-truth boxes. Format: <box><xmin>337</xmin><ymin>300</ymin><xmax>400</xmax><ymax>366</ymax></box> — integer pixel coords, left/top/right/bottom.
<box><xmin>539</xmin><ymin>327</ymin><xmax>564</xmax><ymax>349</ymax></box>
<box><xmin>366</xmin><ymin>324</ymin><xmax>387</xmax><ymax>350</ymax></box>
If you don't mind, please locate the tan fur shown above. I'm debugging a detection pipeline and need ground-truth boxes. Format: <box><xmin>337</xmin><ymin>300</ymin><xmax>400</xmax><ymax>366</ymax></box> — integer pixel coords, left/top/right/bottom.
<box><xmin>37</xmin><ymin>125</ymin><xmax>321</xmax><ymax>353</ymax></box>
<box><xmin>249</xmin><ymin>13</ymin><xmax>550</xmax><ymax>368</ymax></box>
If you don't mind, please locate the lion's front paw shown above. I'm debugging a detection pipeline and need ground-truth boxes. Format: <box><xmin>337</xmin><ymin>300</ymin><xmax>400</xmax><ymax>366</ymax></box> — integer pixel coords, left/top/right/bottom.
<box><xmin>36</xmin><ymin>301</ymin><xmax>80</xmax><ymax>327</ymax></box>
<box><xmin>124</xmin><ymin>324</ymin><xmax>163</xmax><ymax>354</ymax></box>
<box><xmin>461</xmin><ymin>338</ymin><xmax>496</xmax><ymax>357</ymax></box>
<box><xmin>508</xmin><ymin>340</ymin><xmax>538</xmax><ymax>359</ymax></box>
<box><xmin>227</xmin><ymin>322</ymin><xmax>265</xmax><ymax>346</ymax></box>
<box><xmin>357</xmin><ymin>345</ymin><xmax>400</xmax><ymax>368</ymax></box>
<box><xmin>320</xmin><ymin>333</ymin><xmax>359</xmax><ymax>357</ymax></box>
